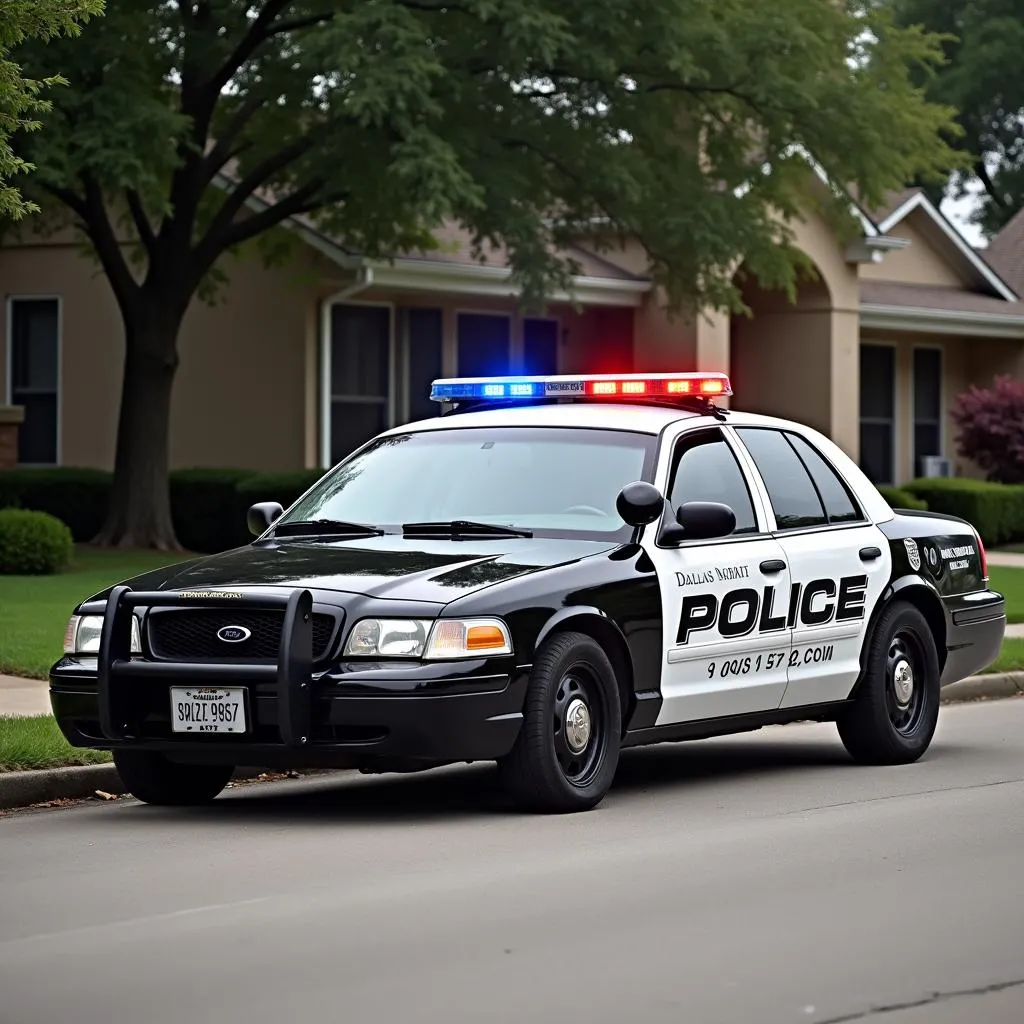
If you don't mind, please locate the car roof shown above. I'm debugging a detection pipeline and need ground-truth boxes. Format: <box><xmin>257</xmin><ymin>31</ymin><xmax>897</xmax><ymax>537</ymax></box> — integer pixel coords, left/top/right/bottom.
<box><xmin>378</xmin><ymin>401</ymin><xmax>701</xmax><ymax>436</ymax></box>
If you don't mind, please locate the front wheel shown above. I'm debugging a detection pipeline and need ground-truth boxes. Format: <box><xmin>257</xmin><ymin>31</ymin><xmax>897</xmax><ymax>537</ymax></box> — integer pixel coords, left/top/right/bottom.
<box><xmin>497</xmin><ymin>631</ymin><xmax>622</xmax><ymax>813</ymax></box>
<box><xmin>837</xmin><ymin>600</ymin><xmax>940</xmax><ymax>765</ymax></box>
<box><xmin>113</xmin><ymin>750</ymin><xmax>234</xmax><ymax>806</ymax></box>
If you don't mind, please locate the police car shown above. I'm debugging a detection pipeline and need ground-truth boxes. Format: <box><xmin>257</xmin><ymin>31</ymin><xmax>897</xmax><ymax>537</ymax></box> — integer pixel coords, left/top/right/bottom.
<box><xmin>50</xmin><ymin>372</ymin><xmax>1006</xmax><ymax>813</ymax></box>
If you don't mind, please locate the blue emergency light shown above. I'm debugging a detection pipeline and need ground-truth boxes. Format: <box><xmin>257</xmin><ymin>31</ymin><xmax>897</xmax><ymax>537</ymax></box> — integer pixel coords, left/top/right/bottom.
<box><xmin>428</xmin><ymin>372</ymin><xmax>733</xmax><ymax>403</ymax></box>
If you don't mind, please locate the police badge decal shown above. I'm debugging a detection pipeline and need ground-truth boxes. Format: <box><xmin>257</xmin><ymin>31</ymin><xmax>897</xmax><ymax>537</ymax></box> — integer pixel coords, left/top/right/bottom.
<box><xmin>904</xmin><ymin>538</ymin><xmax>922</xmax><ymax>571</ymax></box>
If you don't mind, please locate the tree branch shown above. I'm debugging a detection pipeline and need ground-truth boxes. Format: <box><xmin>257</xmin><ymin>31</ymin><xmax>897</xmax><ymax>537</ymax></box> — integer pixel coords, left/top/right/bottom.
<box><xmin>125</xmin><ymin>188</ymin><xmax>157</xmax><ymax>255</ymax></box>
<box><xmin>79</xmin><ymin>174</ymin><xmax>141</xmax><ymax>315</ymax></box>
<box><xmin>264</xmin><ymin>13</ymin><xmax>335</xmax><ymax>37</ymax></box>
<box><xmin>38</xmin><ymin>182</ymin><xmax>90</xmax><ymax>223</ymax></box>
<box><xmin>205</xmin><ymin>0</ymin><xmax>291</xmax><ymax>99</ymax></box>
<box><xmin>200</xmin><ymin>94</ymin><xmax>264</xmax><ymax>181</ymax></box>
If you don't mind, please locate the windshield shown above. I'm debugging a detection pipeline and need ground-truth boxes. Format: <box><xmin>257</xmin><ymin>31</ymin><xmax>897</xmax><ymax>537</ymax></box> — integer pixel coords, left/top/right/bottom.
<box><xmin>276</xmin><ymin>426</ymin><xmax>656</xmax><ymax>539</ymax></box>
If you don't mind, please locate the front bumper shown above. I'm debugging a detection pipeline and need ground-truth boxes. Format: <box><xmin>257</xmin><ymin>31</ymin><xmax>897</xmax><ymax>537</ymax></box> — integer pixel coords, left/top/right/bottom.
<box><xmin>50</xmin><ymin>585</ymin><xmax>528</xmax><ymax>769</ymax></box>
<box><xmin>941</xmin><ymin>589</ymin><xmax>1006</xmax><ymax>686</ymax></box>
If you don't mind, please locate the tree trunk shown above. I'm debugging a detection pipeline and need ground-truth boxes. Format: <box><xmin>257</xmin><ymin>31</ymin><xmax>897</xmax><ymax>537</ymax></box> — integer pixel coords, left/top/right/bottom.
<box><xmin>92</xmin><ymin>308</ymin><xmax>184</xmax><ymax>550</ymax></box>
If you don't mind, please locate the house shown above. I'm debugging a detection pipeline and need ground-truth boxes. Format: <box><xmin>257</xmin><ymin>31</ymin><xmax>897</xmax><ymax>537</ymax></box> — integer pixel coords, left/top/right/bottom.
<box><xmin>2</xmin><ymin>177</ymin><xmax>1023</xmax><ymax>487</ymax></box>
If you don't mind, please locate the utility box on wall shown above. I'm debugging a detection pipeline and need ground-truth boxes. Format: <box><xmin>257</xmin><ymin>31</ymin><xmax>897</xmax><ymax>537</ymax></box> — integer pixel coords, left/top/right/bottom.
<box><xmin>0</xmin><ymin>407</ymin><xmax>24</xmax><ymax>468</ymax></box>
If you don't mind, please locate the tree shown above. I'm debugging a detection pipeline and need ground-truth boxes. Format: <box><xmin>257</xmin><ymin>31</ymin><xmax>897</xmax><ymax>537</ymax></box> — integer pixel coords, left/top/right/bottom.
<box><xmin>892</xmin><ymin>0</ymin><xmax>1024</xmax><ymax>237</ymax></box>
<box><xmin>14</xmin><ymin>0</ymin><xmax>959</xmax><ymax>549</ymax></box>
<box><xmin>0</xmin><ymin>0</ymin><xmax>103</xmax><ymax>220</ymax></box>
<box><xmin>951</xmin><ymin>375</ymin><xmax>1024</xmax><ymax>483</ymax></box>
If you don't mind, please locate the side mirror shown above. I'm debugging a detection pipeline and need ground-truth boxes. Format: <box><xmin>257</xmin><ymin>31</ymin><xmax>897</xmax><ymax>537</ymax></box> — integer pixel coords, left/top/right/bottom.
<box><xmin>247</xmin><ymin>501</ymin><xmax>284</xmax><ymax>537</ymax></box>
<box><xmin>659</xmin><ymin>501</ymin><xmax>736</xmax><ymax>545</ymax></box>
<box><xmin>616</xmin><ymin>481</ymin><xmax>665</xmax><ymax>528</ymax></box>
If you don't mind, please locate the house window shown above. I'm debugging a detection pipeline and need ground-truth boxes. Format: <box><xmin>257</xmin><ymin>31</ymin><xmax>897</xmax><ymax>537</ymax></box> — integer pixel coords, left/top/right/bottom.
<box><xmin>328</xmin><ymin>303</ymin><xmax>391</xmax><ymax>464</ymax></box>
<box><xmin>858</xmin><ymin>344</ymin><xmax>895</xmax><ymax>484</ymax></box>
<box><xmin>404</xmin><ymin>308</ymin><xmax>443</xmax><ymax>422</ymax></box>
<box><xmin>523</xmin><ymin>317</ymin><xmax>559</xmax><ymax>375</ymax></box>
<box><xmin>457</xmin><ymin>313</ymin><xmax>511</xmax><ymax>376</ymax></box>
<box><xmin>913</xmin><ymin>347</ymin><xmax>942</xmax><ymax>476</ymax></box>
<box><xmin>8</xmin><ymin>298</ymin><xmax>59</xmax><ymax>464</ymax></box>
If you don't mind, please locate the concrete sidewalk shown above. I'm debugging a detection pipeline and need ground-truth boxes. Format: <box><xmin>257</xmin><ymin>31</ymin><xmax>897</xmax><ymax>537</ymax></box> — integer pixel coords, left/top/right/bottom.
<box><xmin>988</xmin><ymin>550</ymin><xmax>1024</xmax><ymax>568</ymax></box>
<box><xmin>0</xmin><ymin>675</ymin><xmax>51</xmax><ymax>717</ymax></box>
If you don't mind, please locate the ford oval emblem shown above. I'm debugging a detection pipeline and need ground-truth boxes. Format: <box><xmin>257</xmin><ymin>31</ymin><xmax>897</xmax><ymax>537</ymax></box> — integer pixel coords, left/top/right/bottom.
<box><xmin>217</xmin><ymin>625</ymin><xmax>251</xmax><ymax>643</ymax></box>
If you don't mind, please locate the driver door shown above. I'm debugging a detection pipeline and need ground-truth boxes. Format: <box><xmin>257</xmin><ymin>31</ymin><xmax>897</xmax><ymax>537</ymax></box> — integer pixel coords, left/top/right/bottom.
<box><xmin>641</xmin><ymin>424</ymin><xmax>793</xmax><ymax>726</ymax></box>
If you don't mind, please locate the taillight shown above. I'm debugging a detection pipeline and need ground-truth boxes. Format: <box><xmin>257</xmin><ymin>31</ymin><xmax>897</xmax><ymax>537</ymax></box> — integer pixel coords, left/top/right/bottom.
<box><xmin>974</xmin><ymin>527</ymin><xmax>988</xmax><ymax>580</ymax></box>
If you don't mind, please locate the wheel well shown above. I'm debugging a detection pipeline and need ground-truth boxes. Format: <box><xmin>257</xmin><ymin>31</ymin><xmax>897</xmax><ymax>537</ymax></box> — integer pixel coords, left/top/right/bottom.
<box><xmin>546</xmin><ymin>614</ymin><xmax>635</xmax><ymax>733</ymax></box>
<box><xmin>876</xmin><ymin>586</ymin><xmax>948</xmax><ymax>673</ymax></box>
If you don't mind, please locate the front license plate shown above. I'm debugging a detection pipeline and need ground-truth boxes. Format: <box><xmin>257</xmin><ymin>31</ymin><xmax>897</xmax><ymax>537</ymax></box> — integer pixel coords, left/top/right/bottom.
<box><xmin>170</xmin><ymin>687</ymin><xmax>247</xmax><ymax>734</ymax></box>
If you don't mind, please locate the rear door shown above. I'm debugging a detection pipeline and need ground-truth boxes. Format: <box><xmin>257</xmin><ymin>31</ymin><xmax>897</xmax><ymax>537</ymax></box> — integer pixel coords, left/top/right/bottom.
<box><xmin>730</xmin><ymin>425</ymin><xmax>892</xmax><ymax>709</ymax></box>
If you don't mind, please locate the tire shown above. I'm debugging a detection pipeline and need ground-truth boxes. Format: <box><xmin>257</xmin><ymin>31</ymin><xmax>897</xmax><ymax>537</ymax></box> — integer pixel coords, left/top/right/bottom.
<box><xmin>497</xmin><ymin>630</ymin><xmax>622</xmax><ymax>813</ymax></box>
<box><xmin>837</xmin><ymin>600</ymin><xmax>940</xmax><ymax>765</ymax></box>
<box><xmin>113</xmin><ymin>750</ymin><xmax>234</xmax><ymax>806</ymax></box>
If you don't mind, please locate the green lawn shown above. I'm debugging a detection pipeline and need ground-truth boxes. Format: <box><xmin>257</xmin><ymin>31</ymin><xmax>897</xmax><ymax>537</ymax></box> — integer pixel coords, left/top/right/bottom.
<box><xmin>985</xmin><ymin>638</ymin><xmax>1024</xmax><ymax>674</ymax></box>
<box><xmin>0</xmin><ymin>714</ymin><xmax>111</xmax><ymax>772</ymax></box>
<box><xmin>988</xmin><ymin>566</ymin><xmax>1024</xmax><ymax>624</ymax></box>
<box><xmin>0</xmin><ymin>546</ymin><xmax>190</xmax><ymax>679</ymax></box>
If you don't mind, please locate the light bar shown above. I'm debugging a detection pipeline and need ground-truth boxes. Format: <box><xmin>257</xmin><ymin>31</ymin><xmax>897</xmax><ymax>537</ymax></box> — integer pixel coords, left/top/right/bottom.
<box><xmin>429</xmin><ymin>372</ymin><xmax>732</xmax><ymax>403</ymax></box>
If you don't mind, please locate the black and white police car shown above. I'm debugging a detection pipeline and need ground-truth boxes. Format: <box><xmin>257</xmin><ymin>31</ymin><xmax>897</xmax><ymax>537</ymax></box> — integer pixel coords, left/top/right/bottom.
<box><xmin>51</xmin><ymin>372</ymin><xmax>1006</xmax><ymax>813</ymax></box>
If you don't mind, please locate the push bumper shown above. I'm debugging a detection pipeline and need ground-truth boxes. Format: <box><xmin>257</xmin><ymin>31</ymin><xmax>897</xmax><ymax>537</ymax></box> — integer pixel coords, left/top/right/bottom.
<box><xmin>941</xmin><ymin>589</ymin><xmax>1006</xmax><ymax>686</ymax></box>
<box><xmin>50</xmin><ymin>586</ymin><xmax>528</xmax><ymax>769</ymax></box>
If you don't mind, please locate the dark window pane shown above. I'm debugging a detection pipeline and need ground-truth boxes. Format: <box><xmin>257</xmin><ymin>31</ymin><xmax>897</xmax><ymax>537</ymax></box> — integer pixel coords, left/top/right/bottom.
<box><xmin>859</xmin><ymin>345</ymin><xmax>895</xmax><ymax>420</ymax></box>
<box><xmin>668</xmin><ymin>429</ymin><xmax>758</xmax><ymax>534</ymax></box>
<box><xmin>914</xmin><ymin>424</ymin><xmax>942</xmax><ymax>473</ymax></box>
<box><xmin>859</xmin><ymin>422</ymin><xmax>893</xmax><ymax>484</ymax></box>
<box><xmin>406</xmin><ymin>308</ymin><xmax>443</xmax><ymax>421</ymax></box>
<box><xmin>523</xmin><ymin>318</ymin><xmax>558</xmax><ymax>375</ymax></box>
<box><xmin>735</xmin><ymin>428</ymin><xmax>826</xmax><ymax>529</ymax></box>
<box><xmin>457</xmin><ymin>313</ymin><xmax>510</xmax><ymax>377</ymax></box>
<box><xmin>786</xmin><ymin>432</ymin><xmax>862</xmax><ymax>524</ymax></box>
<box><xmin>913</xmin><ymin>348</ymin><xmax>942</xmax><ymax>423</ymax></box>
<box><xmin>330</xmin><ymin>305</ymin><xmax>390</xmax><ymax>397</ymax></box>
<box><xmin>10</xmin><ymin>298</ymin><xmax>59</xmax><ymax>464</ymax></box>
<box><xmin>330</xmin><ymin>400</ymin><xmax>387</xmax><ymax>464</ymax></box>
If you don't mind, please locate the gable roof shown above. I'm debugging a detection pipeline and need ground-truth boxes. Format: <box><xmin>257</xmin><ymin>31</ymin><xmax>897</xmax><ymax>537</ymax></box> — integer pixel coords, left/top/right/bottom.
<box><xmin>985</xmin><ymin>206</ymin><xmax>1024</xmax><ymax>295</ymax></box>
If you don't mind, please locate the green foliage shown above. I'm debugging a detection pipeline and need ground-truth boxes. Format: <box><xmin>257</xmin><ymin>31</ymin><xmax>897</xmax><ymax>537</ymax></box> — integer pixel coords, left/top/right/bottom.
<box><xmin>902</xmin><ymin>477</ymin><xmax>1024</xmax><ymax>547</ymax></box>
<box><xmin>14</xmin><ymin>0</ymin><xmax>961</xmax><ymax>314</ymax></box>
<box><xmin>876</xmin><ymin>486</ymin><xmax>929</xmax><ymax>511</ymax></box>
<box><xmin>0</xmin><ymin>507</ymin><xmax>73</xmax><ymax>574</ymax></box>
<box><xmin>236</xmin><ymin>470</ymin><xmax>327</xmax><ymax>520</ymax></box>
<box><xmin>0</xmin><ymin>0</ymin><xmax>103</xmax><ymax>220</ymax></box>
<box><xmin>892</xmin><ymin>0</ymin><xmax>1024</xmax><ymax>237</ymax></box>
<box><xmin>0</xmin><ymin>466</ymin><xmax>112</xmax><ymax>541</ymax></box>
<box><xmin>169</xmin><ymin>467</ymin><xmax>259</xmax><ymax>553</ymax></box>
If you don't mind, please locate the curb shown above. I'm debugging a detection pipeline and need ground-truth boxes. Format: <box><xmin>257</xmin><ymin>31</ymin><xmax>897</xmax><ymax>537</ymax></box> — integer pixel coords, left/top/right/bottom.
<box><xmin>2</xmin><ymin>673</ymin><xmax>1023</xmax><ymax>812</ymax></box>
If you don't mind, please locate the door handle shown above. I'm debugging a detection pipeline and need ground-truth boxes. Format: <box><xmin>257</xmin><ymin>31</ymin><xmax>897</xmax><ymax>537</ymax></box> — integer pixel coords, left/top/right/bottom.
<box><xmin>860</xmin><ymin>546</ymin><xmax>881</xmax><ymax>562</ymax></box>
<box><xmin>760</xmin><ymin>559</ymin><xmax>786</xmax><ymax>574</ymax></box>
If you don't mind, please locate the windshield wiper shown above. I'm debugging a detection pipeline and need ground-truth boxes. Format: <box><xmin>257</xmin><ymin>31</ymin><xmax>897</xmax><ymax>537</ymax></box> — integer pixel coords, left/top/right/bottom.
<box><xmin>273</xmin><ymin>518</ymin><xmax>384</xmax><ymax>538</ymax></box>
<box><xmin>402</xmin><ymin>519</ymin><xmax>533</xmax><ymax>539</ymax></box>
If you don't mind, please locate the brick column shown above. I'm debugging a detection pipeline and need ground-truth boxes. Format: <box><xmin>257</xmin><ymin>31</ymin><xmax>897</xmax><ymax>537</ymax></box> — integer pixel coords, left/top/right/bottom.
<box><xmin>0</xmin><ymin>406</ymin><xmax>24</xmax><ymax>468</ymax></box>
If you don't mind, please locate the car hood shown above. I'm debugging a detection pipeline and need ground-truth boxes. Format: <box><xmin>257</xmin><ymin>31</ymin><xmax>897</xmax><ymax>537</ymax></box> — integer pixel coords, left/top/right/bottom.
<box><xmin>102</xmin><ymin>535</ymin><xmax>621</xmax><ymax>606</ymax></box>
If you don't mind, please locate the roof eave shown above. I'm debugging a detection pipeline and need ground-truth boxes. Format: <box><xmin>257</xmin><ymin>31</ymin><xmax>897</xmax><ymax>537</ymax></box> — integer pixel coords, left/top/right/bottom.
<box><xmin>860</xmin><ymin>302</ymin><xmax>1024</xmax><ymax>339</ymax></box>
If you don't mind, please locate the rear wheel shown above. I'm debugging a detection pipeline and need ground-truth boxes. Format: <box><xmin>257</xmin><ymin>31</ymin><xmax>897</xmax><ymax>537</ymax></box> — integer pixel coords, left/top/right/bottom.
<box><xmin>837</xmin><ymin>601</ymin><xmax>940</xmax><ymax>765</ymax></box>
<box><xmin>497</xmin><ymin>631</ymin><xmax>621</xmax><ymax>813</ymax></box>
<box><xmin>113</xmin><ymin>750</ymin><xmax>234</xmax><ymax>806</ymax></box>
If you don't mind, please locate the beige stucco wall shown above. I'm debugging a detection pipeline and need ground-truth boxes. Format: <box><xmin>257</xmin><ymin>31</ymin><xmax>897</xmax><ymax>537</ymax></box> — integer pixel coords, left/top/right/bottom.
<box><xmin>860</xmin><ymin>215</ymin><xmax>971</xmax><ymax>288</ymax></box>
<box><xmin>0</xmin><ymin>231</ymin><xmax>342</xmax><ymax>472</ymax></box>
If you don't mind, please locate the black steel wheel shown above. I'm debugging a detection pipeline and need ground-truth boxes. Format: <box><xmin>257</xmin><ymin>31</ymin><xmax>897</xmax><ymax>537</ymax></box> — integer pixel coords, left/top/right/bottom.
<box><xmin>837</xmin><ymin>600</ymin><xmax>940</xmax><ymax>765</ymax></box>
<box><xmin>113</xmin><ymin>750</ymin><xmax>234</xmax><ymax>806</ymax></box>
<box><xmin>497</xmin><ymin>630</ymin><xmax>622</xmax><ymax>813</ymax></box>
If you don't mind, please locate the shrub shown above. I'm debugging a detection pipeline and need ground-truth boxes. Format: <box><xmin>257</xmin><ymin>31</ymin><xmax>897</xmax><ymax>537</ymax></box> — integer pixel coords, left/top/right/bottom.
<box><xmin>876</xmin><ymin>486</ymin><xmax>928</xmax><ymax>512</ymax></box>
<box><xmin>0</xmin><ymin>508</ymin><xmax>74</xmax><ymax>575</ymax></box>
<box><xmin>950</xmin><ymin>375</ymin><xmax>1024</xmax><ymax>484</ymax></box>
<box><xmin>902</xmin><ymin>478</ymin><xmax>1024</xmax><ymax>547</ymax></box>
<box><xmin>170</xmin><ymin>468</ymin><xmax>259</xmax><ymax>553</ymax></box>
<box><xmin>235</xmin><ymin>470</ymin><xmax>326</xmax><ymax>514</ymax></box>
<box><xmin>0</xmin><ymin>467</ymin><xmax>112</xmax><ymax>541</ymax></box>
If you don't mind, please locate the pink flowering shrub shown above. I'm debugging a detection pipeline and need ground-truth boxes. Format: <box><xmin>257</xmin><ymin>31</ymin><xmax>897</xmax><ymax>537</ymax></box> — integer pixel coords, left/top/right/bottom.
<box><xmin>950</xmin><ymin>375</ymin><xmax>1024</xmax><ymax>484</ymax></box>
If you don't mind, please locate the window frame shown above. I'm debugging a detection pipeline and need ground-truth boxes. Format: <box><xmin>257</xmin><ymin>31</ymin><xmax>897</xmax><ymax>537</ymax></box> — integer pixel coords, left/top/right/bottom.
<box><xmin>910</xmin><ymin>343</ymin><xmax>944</xmax><ymax>476</ymax></box>
<box><xmin>5</xmin><ymin>295</ymin><xmax>62</xmax><ymax>466</ymax></box>
<box><xmin>857</xmin><ymin>341</ymin><xmax>898</xmax><ymax>486</ymax></box>
<box><xmin>653</xmin><ymin>422</ymin><xmax>769</xmax><ymax>550</ymax></box>
<box><xmin>729</xmin><ymin>424</ymin><xmax>869</xmax><ymax>537</ymax></box>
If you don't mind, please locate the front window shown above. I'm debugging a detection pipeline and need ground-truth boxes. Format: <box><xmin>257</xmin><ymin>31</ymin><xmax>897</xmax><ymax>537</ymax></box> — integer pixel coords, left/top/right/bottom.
<box><xmin>279</xmin><ymin>426</ymin><xmax>656</xmax><ymax>539</ymax></box>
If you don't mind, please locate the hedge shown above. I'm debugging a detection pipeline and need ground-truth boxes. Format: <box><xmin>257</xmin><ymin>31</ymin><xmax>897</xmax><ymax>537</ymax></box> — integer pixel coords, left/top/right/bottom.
<box><xmin>169</xmin><ymin>467</ymin><xmax>259</xmax><ymax>553</ymax></box>
<box><xmin>876</xmin><ymin>486</ymin><xmax>928</xmax><ymax>512</ymax></box>
<box><xmin>0</xmin><ymin>508</ymin><xmax>74</xmax><ymax>574</ymax></box>
<box><xmin>902</xmin><ymin>478</ymin><xmax>1024</xmax><ymax>547</ymax></box>
<box><xmin>0</xmin><ymin>467</ymin><xmax>112</xmax><ymax>541</ymax></box>
<box><xmin>234</xmin><ymin>470</ymin><xmax>327</xmax><ymax>521</ymax></box>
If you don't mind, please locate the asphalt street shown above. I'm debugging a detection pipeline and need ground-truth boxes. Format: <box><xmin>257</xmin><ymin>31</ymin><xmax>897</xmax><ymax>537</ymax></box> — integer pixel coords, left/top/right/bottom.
<box><xmin>2</xmin><ymin>698</ymin><xmax>1023</xmax><ymax>1024</ymax></box>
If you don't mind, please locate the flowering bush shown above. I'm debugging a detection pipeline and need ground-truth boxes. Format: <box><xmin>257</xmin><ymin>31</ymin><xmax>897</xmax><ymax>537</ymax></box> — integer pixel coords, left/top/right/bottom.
<box><xmin>950</xmin><ymin>375</ymin><xmax>1024</xmax><ymax>484</ymax></box>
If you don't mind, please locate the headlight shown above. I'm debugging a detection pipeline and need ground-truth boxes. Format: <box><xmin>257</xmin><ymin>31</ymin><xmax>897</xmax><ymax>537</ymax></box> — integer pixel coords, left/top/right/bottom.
<box><xmin>343</xmin><ymin>617</ymin><xmax>513</xmax><ymax>659</ymax></box>
<box><xmin>63</xmin><ymin>614</ymin><xmax>141</xmax><ymax>655</ymax></box>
